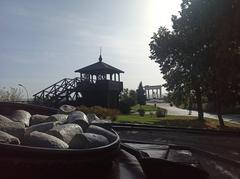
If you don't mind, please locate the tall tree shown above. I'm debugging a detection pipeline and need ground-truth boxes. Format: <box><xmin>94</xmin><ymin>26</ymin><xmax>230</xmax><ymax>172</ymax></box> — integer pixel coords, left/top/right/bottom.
<box><xmin>129</xmin><ymin>90</ymin><xmax>137</xmax><ymax>106</ymax></box>
<box><xmin>149</xmin><ymin>25</ymin><xmax>205</xmax><ymax>120</ymax></box>
<box><xmin>120</xmin><ymin>88</ymin><xmax>137</xmax><ymax>106</ymax></box>
<box><xmin>150</xmin><ymin>0</ymin><xmax>240</xmax><ymax>126</ymax></box>
<box><xmin>209</xmin><ymin>0</ymin><xmax>240</xmax><ymax>126</ymax></box>
<box><xmin>119</xmin><ymin>88</ymin><xmax>137</xmax><ymax>114</ymax></box>
<box><xmin>136</xmin><ymin>82</ymin><xmax>146</xmax><ymax>107</ymax></box>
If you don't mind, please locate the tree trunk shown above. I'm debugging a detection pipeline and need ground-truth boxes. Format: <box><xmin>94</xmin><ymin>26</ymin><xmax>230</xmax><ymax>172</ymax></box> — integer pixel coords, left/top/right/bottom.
<box><xmin>195</xmin><ymin>87</ymin><xmax>204</xmax><ymax>121</ymax></box>
<box><xmin>216</xmin><ymin>91</ymin><xmax>225</xmax><ymax>127</ymax></box>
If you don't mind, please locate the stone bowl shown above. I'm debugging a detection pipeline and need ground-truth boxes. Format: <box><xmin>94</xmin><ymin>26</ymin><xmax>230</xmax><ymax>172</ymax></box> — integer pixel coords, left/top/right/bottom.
<box><xmin>0</xmin><ymin>102</ymin><xmax>58</xmax><ymax>115</ymax></box>
<box><xmin>0</xmin><ymin>132</ymin><xmax>120</xmax><ymax>178</ymax></box>
<box><xmin>0</xmin><ymin>102</ymin><xmax>120</xmax><ymax>179</ymax></box>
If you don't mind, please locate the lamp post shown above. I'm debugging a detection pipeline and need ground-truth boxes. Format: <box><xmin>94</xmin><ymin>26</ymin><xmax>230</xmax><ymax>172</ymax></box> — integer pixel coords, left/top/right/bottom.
<box><xmin>18</xmin><ymin>84</ymin><xmax>29</xmax><ymax>102</ymax></box>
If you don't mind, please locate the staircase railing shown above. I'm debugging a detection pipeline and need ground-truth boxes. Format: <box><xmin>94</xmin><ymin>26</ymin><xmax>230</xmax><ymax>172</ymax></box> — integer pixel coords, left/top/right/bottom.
<box><xmin>33</xmin><ymin>77</ymin><xmax>82</xmax><ymax>105</ymax></box>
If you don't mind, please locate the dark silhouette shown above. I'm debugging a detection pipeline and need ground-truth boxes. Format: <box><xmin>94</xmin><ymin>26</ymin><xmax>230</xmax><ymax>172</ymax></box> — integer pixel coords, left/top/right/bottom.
<box><xmin>119</xmin><ymin>89</ymin><xmax>137</xmax><ymax>114</ymax></box>
<box><xmin>136</xmin><ymin>82</ymin><xmax>146</xmax><ymax>107</ymax></box>
<box><xmin>149</xmin><ymin>0</ymin><xmax>240</xmax><ymax>126</ymax></box>
<box><xmin>33</xmin><ymin>53</ymin><xmax>124</xmax><ymax>108</ymax></box>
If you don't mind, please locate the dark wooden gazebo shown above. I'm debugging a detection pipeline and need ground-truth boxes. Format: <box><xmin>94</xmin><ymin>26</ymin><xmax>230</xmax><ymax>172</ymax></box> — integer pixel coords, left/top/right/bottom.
<box><xmin>75</xmin><ymin>54</ymin><xmax>124</xmax><ymax>108</ymax></box>
<box><xmin>33</xmin><ymin>54</ymin><xmax>124</xmax><ymax>108</ymax></box>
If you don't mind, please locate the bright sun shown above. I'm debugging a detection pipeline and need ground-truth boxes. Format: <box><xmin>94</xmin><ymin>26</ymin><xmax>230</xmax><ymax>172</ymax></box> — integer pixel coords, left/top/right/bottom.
<box><xmin>146</xmin><ymin>0</ymin><xmax>181</xmax><ymax>33</ymax></box>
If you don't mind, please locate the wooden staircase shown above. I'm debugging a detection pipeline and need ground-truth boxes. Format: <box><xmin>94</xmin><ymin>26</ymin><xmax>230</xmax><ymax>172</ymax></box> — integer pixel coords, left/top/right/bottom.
<box><xmin>33</xmin><ymin>77</ymin><xmax>82</xmax><ymax>106</ymax></box>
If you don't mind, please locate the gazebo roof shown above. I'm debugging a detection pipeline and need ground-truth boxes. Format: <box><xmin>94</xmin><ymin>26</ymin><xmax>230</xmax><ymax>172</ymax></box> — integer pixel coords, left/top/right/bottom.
<box><xmin>75</xmin><ymin>55</ymin><xmax>124</xmax><ymax>75</ymax></box>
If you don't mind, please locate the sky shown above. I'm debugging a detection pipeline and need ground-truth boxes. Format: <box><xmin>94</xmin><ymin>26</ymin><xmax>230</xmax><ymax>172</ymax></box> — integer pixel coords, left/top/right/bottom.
<box><xmin>0</xmin><ymin>0</ymin><xmax>181</xmax><ymax>97</ymax></box>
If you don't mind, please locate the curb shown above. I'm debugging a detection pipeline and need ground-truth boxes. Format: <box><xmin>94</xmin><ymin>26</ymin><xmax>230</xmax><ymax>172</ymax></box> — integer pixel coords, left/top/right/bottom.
<box><xmin>112</xmin><ymin>123</ymin><xmax>240</xmax><ymax>136</ymax></box>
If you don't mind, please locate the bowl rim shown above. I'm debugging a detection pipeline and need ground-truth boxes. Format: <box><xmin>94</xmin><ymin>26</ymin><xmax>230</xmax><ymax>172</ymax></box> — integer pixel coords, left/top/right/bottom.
<box><xmin>0</xmin><ymin>129</ymin><xmax>120</xmax><ymax>154</ymax></box>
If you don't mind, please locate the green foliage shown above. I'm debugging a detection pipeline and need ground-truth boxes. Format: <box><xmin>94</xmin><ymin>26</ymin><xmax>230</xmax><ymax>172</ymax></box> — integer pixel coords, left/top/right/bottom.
<box><xmin>156</xmin><ymin>108</ymin><xmax>167</xmax><ymax>117</ymax></box>
<box><xmin>149</xmin><ymin>0</ymin><xmax>240</xmax><ymax>125</ymax></box>
<box><xmin>115</xmin><ymin>115</ymin><xmax>240</xmax><ymax>130</ymax></box>
<box><xmin>131</xmin><ymin>104</ymin><xmax>157</xmax><ymax>112</ymax></box>
<box><xmin>0</xmin><ymin>87</ymin><xmax>23</xmax><ymax>102</ymax></box>
<box><xmin>137</xmin><ymin>108</ymin><xmax>145</xmax><ymax>116</ymax></box>
<box><xmin>119</xmin><ymin>100</ymin><xmax>131</xmax><ymax>114</ymax></box>
<box><xmin>76</xmin><ymin>105</ymin><xmax>119</xmax><ymax>121</ymax></box>
<box><xmin>120</xmin><ymin>89</ymin><xmax>137</xmax><ymax>106</ymax></box>
<box><xmin>136</xmin><ymin>82</ymin><xmax>146</xmax><ymax>106</ymax></box>
<box><xmin>129</xmin><ymin>90</ymin><xmax>137</xmax><ymax>106</ymax></box>
<box><xmin>119</xmin><ymin>88</ymin><xmax>137</xmax><ymax>114</ymax></box>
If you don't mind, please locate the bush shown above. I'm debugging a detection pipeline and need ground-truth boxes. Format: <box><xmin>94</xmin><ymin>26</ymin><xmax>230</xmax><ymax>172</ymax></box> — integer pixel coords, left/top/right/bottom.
<box><xmin>76</xmin><ymin>105</ymin><xmax>119</xmax><ymax>121</ymax></box>
<box><xmin>119</xmin><ymin>100</ymin><xmax>131</xmax><ymax>114</ymax></box>
<box><xmin>77</xmin><ymin>105</ymin><xmax>91</xmax><ymax>114</ymax></box>
<box><xmin>156</xmin><ymin>108</ymin><xmax>167</xmax><ymax>117</ymax></box>
<box><xmin>0</xmin><ymin>87</ymin><xmax>23</xmax><ymax>102</ymax></box>
<box><xmin>106</xmin><ymin>108</ymin><xmax>120</xmax><ymax>121</ymax></box>
<box><xmin>90</xmin><ymin>106</ymin><xmax>108</xmax><ymax>119</ymax></box>
<box><xmin>120</xmin><ymin>89</ymin><xmax>137</xmax><ymax>107</ymax></box>
<box><xmin>138</xmin><ymin>108</ymin><xmax>145</xmax><ymax>116</ymax></box>
<box><xmin>149</xmin><ymin>111</ymin><xmax>154</xmax><ymax>117</ymax></box>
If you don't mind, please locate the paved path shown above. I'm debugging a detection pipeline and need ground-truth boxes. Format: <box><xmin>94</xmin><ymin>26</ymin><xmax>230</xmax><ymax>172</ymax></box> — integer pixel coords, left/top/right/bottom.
<box><xmin>148</xmin><ymin>102</ymin><xmax>240</xmax><ymax>124</ymax></box>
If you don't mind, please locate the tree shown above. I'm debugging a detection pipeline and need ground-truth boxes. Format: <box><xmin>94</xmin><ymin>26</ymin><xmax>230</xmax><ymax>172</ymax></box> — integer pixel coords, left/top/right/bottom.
<box><xmin>180</xmin><ymin>0</ymin><xmax>240</xmax><ymax>126</ymax></box>
<box><xmin>150</xmin><ymin>0</ymin><xmax>240</xmax><ymax>126</ymax></box>
<box><xmin>120</xmin><ymin>88</ymin><xmax>137</xmax><ymax>106</ymax></box>
<box><xmin>129</xmin><ymin>90</ymin><xmax>137</xmax><ymax>106</ymax></box>
<box><xmin>208</xmin><ymin>0</ymin><xmax>240</xmax><ymax>126</ymax></box>
<box><xmin>136</xmin><ymin>82</ymin><xmax>146</xmax><ymax>107</ymax></box>
<box><xmin>0</xmin><ymin>87</ymin><xmax>23</xmax><ymax>102</ymax></box>
<box><xmin>149</xmin><ymin>26</ymin><xmax>205</xmax><ymax>120</ymax></box>
<box><xmin>119</xmin><ymin>88</ymin><xmax>137</xmax><ymax>114</ymax></box>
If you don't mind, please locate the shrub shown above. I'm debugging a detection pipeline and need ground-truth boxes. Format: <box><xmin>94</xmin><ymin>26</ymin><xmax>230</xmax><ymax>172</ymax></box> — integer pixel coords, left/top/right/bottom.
<box><xmin>138</xmin><ymin>108</ymin><xmax>145</xmax><ymax>116</ymax></box>
<box><xmin>119</xmin><ymin>100</ymin><xmax>131</xmax><ymax>114</ymax></box>
<box><xmin>149</xmin><ymin>111</ymin><xmax>154</xmax><ymax>117</ymax></box>
<box><xmin>90</xmin><ymin>106</ymin><xmax>108</xmax><ymax>119</ymax></box>
<box><xmin>156</xmin><ymin>108</ymin><xmax>167</xmax><ymax>117</ymax></box>
<box><xmin>120</xmin><ymin>89</ymin><xmax>137</xmax><ymax>107</ymax></box>
<box><xmin>0</xmin><ymin>87</ymin><xmax>23</xmax><ymax>102</ymax></box>
<box><xmin>106</xmin><ymin>109</ymin><xmax>120</xmax><ymax>121</ymax></box>
<box><xmin>76</xmin><ymin>105</ymin><xmax>91</xmax><ymax>114</ymax></box>
<box><xmin>76</xmin><ymin>105</ymin><xmax>119</xmax><ymax>121</ymax></box>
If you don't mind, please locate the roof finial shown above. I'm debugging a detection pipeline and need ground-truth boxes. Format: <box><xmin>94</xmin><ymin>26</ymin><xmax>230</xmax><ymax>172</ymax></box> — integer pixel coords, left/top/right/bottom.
<box><xmin>99</xmin><ymin>47</ymin><xmax>103</xmax><ymax>62</ymax></box>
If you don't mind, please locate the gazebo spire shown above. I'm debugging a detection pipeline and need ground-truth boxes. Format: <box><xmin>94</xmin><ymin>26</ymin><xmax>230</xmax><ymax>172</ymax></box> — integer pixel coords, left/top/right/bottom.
<box><xmin>98</xmin><ymin>47</ymin><xmax>103</xmax><ymax>62</ymax></box>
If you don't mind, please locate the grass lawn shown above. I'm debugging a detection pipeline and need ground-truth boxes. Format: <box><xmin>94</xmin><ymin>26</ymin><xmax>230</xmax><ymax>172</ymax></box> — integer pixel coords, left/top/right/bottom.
<box><xmin>115</xmin><ymin>114</ymin><xmax>240</xmax><ymax>131</ymax></box>
<box><xmin>131</xmin><ymin>104</ymin><xmax>158</xmax><ymax>112</ymax></box>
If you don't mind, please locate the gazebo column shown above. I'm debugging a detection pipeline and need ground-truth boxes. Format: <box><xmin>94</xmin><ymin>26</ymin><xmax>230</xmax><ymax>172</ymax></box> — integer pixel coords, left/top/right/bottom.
<box><xmin>110</xmin><ymin>74</ymin><xmax>112</xmax><ymax>81</ymax></box>
<box><xmin>118</xmin><ymin>73</ymin><xmax>120</xmax><ymax>81</ymax></box>
<box><xmin>114</xmin><ymin>74</ymin><xmax>116</xmax><ymax>81</ymax></box>
<box><xmin>145</xmin><ymin>89</ymin><xmax>147</xmax><ymax>99</ymax></box>
<box><xmin>160</xmin><ymin>87</ymin><xmax>162</xmax><ymax>98</ymax></box>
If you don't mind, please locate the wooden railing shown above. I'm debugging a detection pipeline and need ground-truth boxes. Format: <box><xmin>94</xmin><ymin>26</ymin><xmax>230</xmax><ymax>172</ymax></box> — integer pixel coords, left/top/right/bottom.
<box><xmin>33</xmin><ymin>77</ymin><xmax>123</xmax><ymax>106</ymax></box>
<box><xmin>33</xmin><ymin>77</ymin><xmax>82</xmax><ymax>105</ymax></box>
